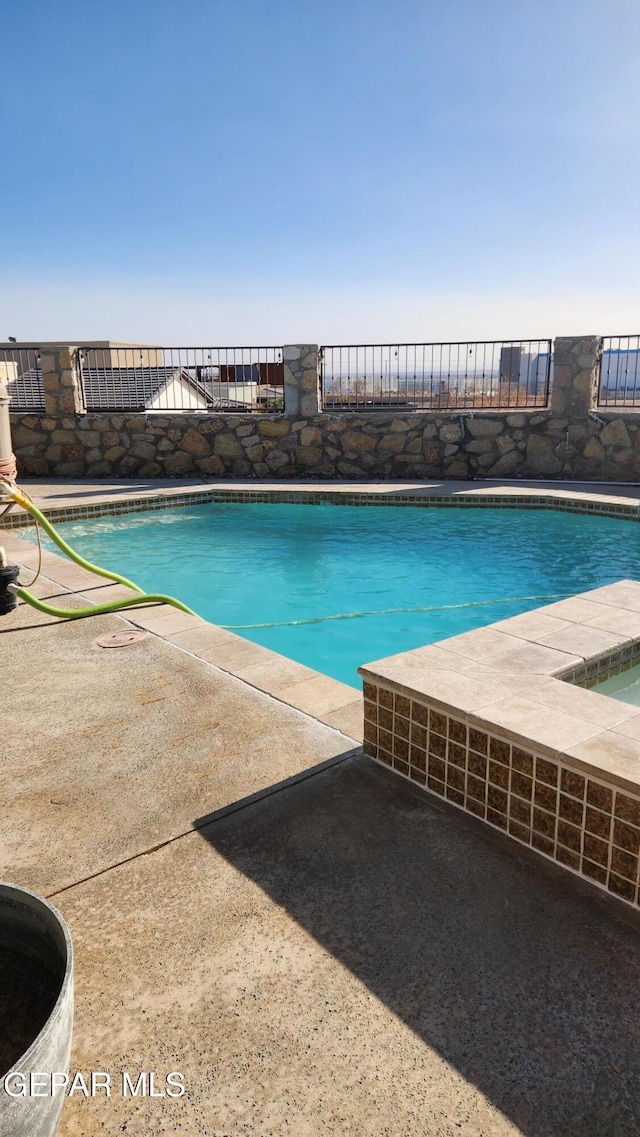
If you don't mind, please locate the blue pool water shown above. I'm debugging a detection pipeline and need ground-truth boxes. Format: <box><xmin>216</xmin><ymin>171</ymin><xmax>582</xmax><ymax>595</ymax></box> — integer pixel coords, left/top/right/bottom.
<box><xmin>30</xmin><ymin>502</ymin><xmax>640</xmax><ymax>688</ymax></box>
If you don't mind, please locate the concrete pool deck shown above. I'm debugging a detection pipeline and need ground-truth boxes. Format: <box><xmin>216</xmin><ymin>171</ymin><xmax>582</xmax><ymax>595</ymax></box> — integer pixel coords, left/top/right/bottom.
<box><xmin>4</xmin><ymin>478</ymin><xmax>640</xmax><ymax>1135</ymax></box>
<box><xmin>2</xmin><ymin>475</ymin><xmax>640</xmax><ymax>524</ymax></box>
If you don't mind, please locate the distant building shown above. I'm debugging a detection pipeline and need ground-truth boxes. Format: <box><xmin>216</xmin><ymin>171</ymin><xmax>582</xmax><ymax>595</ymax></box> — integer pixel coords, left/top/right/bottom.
<box><xmin>499</xmin><ymin>345</ymin><xmax>521</xmax><ymax>384</ymax></box>
<box><xmin>82</xmin><ymin>365</ymin><xmax>213</xmax><ymax>411</ymax></box>
<box><xmin>218</xmin><ymin>362</ymin><xmax>284</xmax><ymax>386</ymax></box>
<box><xmin>1</xmin><ymin>341</ymin><xmax>280</xmax><ymax>412</ymax></box>
<box><xmin>600</xmin><ymin>349</ymin><xmax>640</xmax><ymax>396</ymax></box>
<box><xmin>7</xmin><ymin>362</ymin><xmax>216</xmax><ymax>412</ymax></box>
<box><xmin>499</xmin><ymin>346</ymin><xmax>549</xmax><ymax>398</ymax></box>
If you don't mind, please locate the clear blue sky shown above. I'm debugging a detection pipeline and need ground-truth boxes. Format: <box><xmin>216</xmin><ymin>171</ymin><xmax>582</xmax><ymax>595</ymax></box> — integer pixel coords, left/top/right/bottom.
<box><xmin>1</xmin><ymin>0</ymin><xmax>639</xmax><ymax>343</ymax></box>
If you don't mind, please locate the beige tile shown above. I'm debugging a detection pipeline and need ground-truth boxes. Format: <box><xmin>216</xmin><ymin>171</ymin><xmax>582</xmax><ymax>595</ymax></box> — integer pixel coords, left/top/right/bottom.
<box><xmin>580</xmin><ymin>580</ymin><xmax>640</xmax><ymax>609</ymax></box>
<box><xmin>538</xmin><ymin>624</ymin><xmax>630</xmax><ymax>659</ymax></box>
<box><xmin>196</xmin><ymin>634</ymin><xmax>279</xmax><ymax>672</ymax></box>
<box><xmin>322</xmin><ymin>699</ymin><xmax>363</xmax><ymax>741</ymax></box>
<box><xmin>82</xmin><ymin>582</ymin><xmax>141</xmax><ymax>603</ymax></box>
<box><xmin>620</xmin><ymin>600</ymin><xmax>640</xmax><ymax>616</ymax></box>
<box><xmin>489</xmin><ymin>610</ymin><xmax>573</xmax><ymax>642</ymax></box>
<box><xmin>127</xmin><ymin>606</ymin><xmax>205</xmax><ymax>637</ymax></box>
<box><xmin>111</xmin><ymin>601</ymin><xmax>164</xmax><ymax>625</ymax></box>
<box><xmin>360</xmin><ymin>643</ymin><xmax>478</xmax><ymax>673</ymax></box>
<box><xmin>278</xmin><ymin>674</ymin><xmax>363</xmax><ymax>717</ymax></box>
<box><xmin>610</xmin><ymin>714</ymin><xmax>640</xmax><ymax>742</ymax></box>
<box><xmin>464</xmin><ymin>664</ymin><xmax>550</xmax><ymax>695</ymax></box>
<box><xmin>165</xmin><ymin>623</ymin><xmax>238</xmax><ymax>657</ymax></box>
<box><xmin>488</xmin><ymin>641</ymin><xmax>583</xmax><ymax>676</ymax></box>
<box><xmin>53</xmin><ymin>564</ymin><xmax>113</xmax><ymax>590</ymax></box>
<box><xmin>359</xmin><ymin>665</ymin><xmax>509</xmax><ymax>714</ymax></box>
<box><xmin>585</xmin><ymin>608</ymin><xmax>640</xmax><ymax>637</ymax></box>
<box><xmin>0</xmin><ymin>530</ymin><xmax>36</xmax><ymax>556</ymax></box>
<box><xmin>234</xmin><ymin>656</ymin><xmax>319</xmax><ymax>694</ymax></box>
<box><xmin>565</xmin><ymin>731</ymin><xmax>640</xmax><ymax>793</ymax></box>
<box><xmin>13</xmin><ymin>546</ymin><xmax>60</xmax><ymax>572</ymax></box>
<box><xmin>436</xmin><ymin>626</ymin><xmax>527</xmax><ymax>662</ymax></box>
<box><xmin>477</xmin><ymin>694</ymin><xmax>602</xmax><ymax>754</ymax></box>
<box><xmin>538</xmin><ymin>597</ymin><xmax>624</xmax><ymax>623</ymax></box>
<box><xmin>526</xmin><ymin>677</ymin><xmax>640</xmax><ymax>729</ymax></box>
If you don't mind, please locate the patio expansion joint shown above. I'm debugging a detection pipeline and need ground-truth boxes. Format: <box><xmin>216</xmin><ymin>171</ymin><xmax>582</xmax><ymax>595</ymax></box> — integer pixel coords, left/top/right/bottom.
<box><xmin>45</xmin><ymin>748</ymin><xmax>358</xmax><ymax>902</ymax></box>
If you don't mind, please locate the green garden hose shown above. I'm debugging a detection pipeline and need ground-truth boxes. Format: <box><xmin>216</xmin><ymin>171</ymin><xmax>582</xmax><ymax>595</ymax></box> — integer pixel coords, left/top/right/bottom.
<box><xmin>2</xmin><ymin>482</ymin><xmax>197</xmax><ymax>621</ymax></box>
<box><xmin>11</xmin><ymin>587</ymin><xmax>196</xmax><ymax>620</ymax></box>
<box><xmin>8</xmin><ymin>485</ymin><xmax>143</xmax><ymax>593</ymax></box>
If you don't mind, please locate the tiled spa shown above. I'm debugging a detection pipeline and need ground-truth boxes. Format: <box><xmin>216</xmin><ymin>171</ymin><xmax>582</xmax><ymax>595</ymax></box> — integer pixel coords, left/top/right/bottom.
<box><xmin>359</xmin><ymin>579</ymin><xmax>640</xmax><ymax>910</ymax></box>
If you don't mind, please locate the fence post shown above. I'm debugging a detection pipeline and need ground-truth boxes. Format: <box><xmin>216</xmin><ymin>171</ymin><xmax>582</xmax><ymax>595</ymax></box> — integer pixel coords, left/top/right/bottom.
<box><xmin>283</xmin><ymin>344</ymin><xmax>320</xmax><ymax>416</ymax></box>
<box><xmin>40</xmin><ymin>345</ymin><xmax>85</xmax><ymax>421</ymax></box>
<box><xmin>550</xmin><ymin>335</ymin><xmax>602</xmax><ymax>420</ymax></box>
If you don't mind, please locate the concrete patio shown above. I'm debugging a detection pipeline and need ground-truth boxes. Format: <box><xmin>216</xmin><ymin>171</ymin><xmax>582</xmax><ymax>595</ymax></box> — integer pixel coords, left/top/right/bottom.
<box><xmin>3</xmin><ymin>480</ymin><xmax>640</xmax><ymax>1135</ymax></box>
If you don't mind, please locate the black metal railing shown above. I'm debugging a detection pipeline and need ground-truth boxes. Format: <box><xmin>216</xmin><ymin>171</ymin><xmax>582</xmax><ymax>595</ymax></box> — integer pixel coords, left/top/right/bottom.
<box><xmin>598</xmin><ymin>336</ymin><xmax>640</xmax><ymax>407</ymax></box>
<box><xmin>319</xmin><ymin>340</ymin><xmax>552</xmax><ymax>411</ymax></box>
<box><xmin>2</xmin><ymin>347</ymin><xmax>45</xmax><ymax>412</ymax></box>
<box><xmin>79</xmin><ymin>346</ymin><xmax>285</xmax><ymax>413</ymax></box>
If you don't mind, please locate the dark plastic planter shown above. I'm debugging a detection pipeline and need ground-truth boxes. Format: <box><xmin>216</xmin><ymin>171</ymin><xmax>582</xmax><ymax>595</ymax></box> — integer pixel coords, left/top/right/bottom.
<box><xmin>0</xmin><ymin>881</ymin><xmax>73</xmax><ymax>1137</ymax></box>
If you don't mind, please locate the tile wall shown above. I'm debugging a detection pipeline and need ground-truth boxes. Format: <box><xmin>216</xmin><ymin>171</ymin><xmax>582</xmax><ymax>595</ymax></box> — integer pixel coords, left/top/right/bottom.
<box><xmin>562</xmin><ymin>643</ymin><xmax>640</xmax><ymax>688</ymax></box>
<box><xmin>363</xmin><ymin>680</ymin><xmax>640</xmax><ymax>908</ymax></box>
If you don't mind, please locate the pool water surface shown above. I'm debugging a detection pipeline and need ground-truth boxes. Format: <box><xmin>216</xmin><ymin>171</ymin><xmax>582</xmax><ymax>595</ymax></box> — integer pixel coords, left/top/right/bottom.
<box><xmin>593</xmin><ymin>664</ymin><xmax>640</xmax><ymax>707</ymax></box>
<box><xmin>31</xmin><ymin>502</ymin><xmax>640</xmax><ymax>688</ymax></box>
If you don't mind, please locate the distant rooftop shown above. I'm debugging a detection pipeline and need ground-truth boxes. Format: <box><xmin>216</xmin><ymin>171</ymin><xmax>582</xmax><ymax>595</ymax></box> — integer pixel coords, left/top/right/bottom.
<box><xmin>0</xmin><ymin>340</ymin><xmax>160</xmax><ymax>349</ymax></box>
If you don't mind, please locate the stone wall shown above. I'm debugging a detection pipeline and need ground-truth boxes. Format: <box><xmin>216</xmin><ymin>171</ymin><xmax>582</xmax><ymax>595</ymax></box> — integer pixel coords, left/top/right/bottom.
<box><xmin>9</xmin><ymin>337</ymin><xmax>640</xmax><ymax>481</ymax></box>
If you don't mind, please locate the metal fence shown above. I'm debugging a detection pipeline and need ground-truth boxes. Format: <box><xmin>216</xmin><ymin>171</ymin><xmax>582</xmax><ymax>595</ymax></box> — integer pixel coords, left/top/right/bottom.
<box><xmin>319</xmin><ymin>340</ymin><xmax>552</xmax><ymax>411</ymax></box>
<box><xmin>79</xmin><ymin>346</ymin><xmax>285</xmax><ymax>412</ymax></box>
<box><xmin>1</xmin><ymin>347</ymin><xmax>45</xmax><ymax>412</ymax></box>
<box><xmin>598</xmin><ymin>336</ymin><xmax>640</xmax><ymax>407</ymax></box>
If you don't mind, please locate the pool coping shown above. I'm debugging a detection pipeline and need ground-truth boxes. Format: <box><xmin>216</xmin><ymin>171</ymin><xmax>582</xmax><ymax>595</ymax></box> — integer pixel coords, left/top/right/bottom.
<box><xmin>0</xmin><ymin>528</ymin><xmax>364</xmax><ymax>743</ymax></box>
<box><xmin>358</xmin><ymin>582</ymin><xmax>640</xmax><ymax>909</ymax></box>
<box><xmin>2</xmin><ymin>476</ymin><xmax>640</xmax><ymax>528</ymax></box>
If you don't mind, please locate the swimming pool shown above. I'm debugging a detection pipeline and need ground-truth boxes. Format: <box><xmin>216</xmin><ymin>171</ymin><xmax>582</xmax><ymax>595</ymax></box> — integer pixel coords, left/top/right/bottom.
<box><xmin>29</xmin><ymin>502</ymin><xmax>640</xmax><ymax>688</ymax></box>
<box><xmin>594</xmin><ymin>664</ymin><xmax>640</xmax><ymax>706</ymax></box>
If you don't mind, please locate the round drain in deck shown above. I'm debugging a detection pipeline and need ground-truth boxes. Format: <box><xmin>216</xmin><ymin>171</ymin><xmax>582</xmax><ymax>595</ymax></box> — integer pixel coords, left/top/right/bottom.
<box><xmin>96</xmin><ymin>630</ymin><xmax>148</xmax><ymax>649</ymax></box>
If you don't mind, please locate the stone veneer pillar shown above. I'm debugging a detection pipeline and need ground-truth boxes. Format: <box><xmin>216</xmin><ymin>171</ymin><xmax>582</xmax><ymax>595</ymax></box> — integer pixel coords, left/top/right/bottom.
<box><xmin>550</xmin><ymin>335</ymin><xmax>601</xmax><ymax>421</ymax></box>
<box><xmin>41</xmin><ymin>346</ymin><xmax>85</xmax><ymax>420</ymax></box>
<box><xmin>283</xmin><ymin>344</ymin><xmax>320</xmax><ymax>415</ymax></box>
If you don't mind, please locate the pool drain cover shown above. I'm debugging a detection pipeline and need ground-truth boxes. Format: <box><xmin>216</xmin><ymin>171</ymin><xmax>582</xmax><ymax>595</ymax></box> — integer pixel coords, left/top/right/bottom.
<box><xmin>96</xmin><ymin>630</ymin><xmax>148</xmax><ymax>649</ymax></box>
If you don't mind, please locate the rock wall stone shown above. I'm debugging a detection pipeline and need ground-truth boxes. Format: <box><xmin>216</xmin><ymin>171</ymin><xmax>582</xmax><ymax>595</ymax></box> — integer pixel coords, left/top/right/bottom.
<box><xmin>9</xmin><ymin>406</ymin><xmax>640</xmax><ymax>482</ymax></box>
<box><xmin>9</xmin><ymin>336</ymin><xmax>640</xmax><ymax>482</ymax></box>
<box><xmin>283</xmin><ymin>344</ymin><xmax>320</xmax><ymax>416</ymax></box>
<box><xmin>40</xmin><ymin>346</ymin><xmax>84</xmax><ymax>421</ymax></box>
